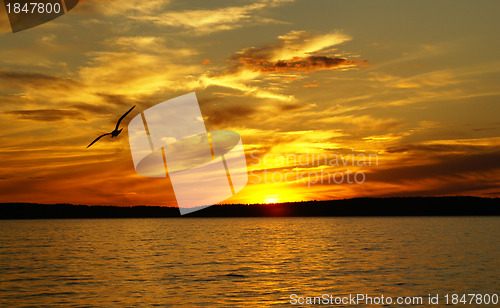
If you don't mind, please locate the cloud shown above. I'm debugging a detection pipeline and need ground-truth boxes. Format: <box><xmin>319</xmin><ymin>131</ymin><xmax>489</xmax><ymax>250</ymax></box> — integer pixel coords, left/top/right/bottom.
<box><xmin>75</xmin><ymin>0</ymin><xmax>171</xmax><ymax>16</ymax></box>
<box><xmin>270</xmin><ymin>30</ymin><xmax>351</xmax><ymax>61</ymax></box>
<box><xmin>95</xmin><ymin>93</ymin><xmax>144</xmax><ymax>107</ymax></box>
<box><xmin>132</xmin><ymin>0</ymin><xmax>293</xmax><ymax>34</ymax></box>
<box><xmin>4</xmin><ymin>109</ymin><xmax>84</xmax><ymax>122</ymax></box>
<box><xmin>201</xmin><ymin>98</ymin><xmax>309</xmax><ymax>127</ymax></box>
<box><xmin>70</xmin><ymin>102</ymin><xmax>114</xmax><ymax>114</ymax></box>
<box><xmin>385</xmin><ymin>137</ymin><xmax>500</xmax><ymax>154</ymax></box>
<box><xmin>199</xmin><ymin>69</ymin><xmax>293</xmax><ymax>101</ymax></box>
<box><xmin>369</xmin><ymin>71</ymin><xmax>459</xmax><ymax>89</ymax></box>
<box><xmin>318</xmin><ymin>115</ymin><xmax>401</xmax><ymax>132</ymax></box>
<box><xmin>110</xmin><ymin>36</ymin><xmax>167</xmax><ymax>51</ymax></box>
<box><xmin>204</xmin><ymin>104</ymin><xmax>258</xmax><ymax>126</ymax></box>
<box><xmin>0</xmin><ymin>70</ymin><xmax>79</xmax><ymax>91</ymax></box>
<box><xmin>243</xmin><ymin>55</ymin><xmax>358</xmax><ymax>73</ymax></box>
<box><xmin>366</xmin><ymin>150</ymin><xmax>500</xmax><ymax>187</ymax></box>
<box><xmin>364</xmin><ymin>62</ymin><xmax>500</xmax><ymax>108</ymax></box>
<box><xmin>105</xmin><ymin>36</ymin><xmax>199</xmax><ymax>57</ymax></box>
<box><xmin>333</xmin><ymin>138</ymin><xmax>500</xmax><ymax>197</ymax></box>
<box><xmin>245</xmin><ymin>145</ymin><xmax>500</xmax><ymax>199</ymax></box>
<box><xmin>143</xmin><ymin>3</ymin><xmax>263</xmax><ymax>32</ymax></box>
<box><xmin>0</xmin><ymin>33</ymin><xmax>206</xmax><ymax>141</ymax></box>
<box><xmin>233</xmin><ymin>30</ymin><xmax>358</xmax><ymax>73</ymax></box>
<box><xmin>78</xmin><ymin>51</ymin><xmax>202</xmax><ymax>97</ymax></box>
<box><xmin>385</xmin><ymin>144</ymin><xmax>480</xmax><ymax>154</ymax></box>
<box><xmin>278</xmin><ymin>103</ymin><xmax>306</xmax><ymax>112</ymax></box>
<box><xmin>200</xmin><ymin>30</ymin><xmax>363</xmax><ymax>100</ymax></box>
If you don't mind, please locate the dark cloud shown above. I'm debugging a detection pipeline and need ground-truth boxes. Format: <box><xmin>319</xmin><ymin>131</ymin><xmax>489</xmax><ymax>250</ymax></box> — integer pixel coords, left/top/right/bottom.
<box><xmin>273</xmin><ymin>150</ymin><xmax>500</xmax><ymax>197</ymax></box>
<box><xmin>242</xmin><ymin>55</ymin><xmax>358</xmax><ymax>73</ymax></box>
<box><xmin>385</xmin><ymin>144</ymin><xmax>484</xmax><ymax>154</ymax></box>
<box><xmin>225</xmin><ymin>31</ymin><xmax>366</xmax><ymax>74</ymax></box>
<box><xmin>473</xmin><ymin>127</ymin><xmax>498</xmax><ymax>132</ymax></box>
<box><xmin>71</xmin><ymin>103</ymin><xmax>114</xmax><ymax>114</ymax></box>
<box><xmin>0</xmin><ymin>70</ymin><xmax>79</xmax><ymax>90</ymax></box>
<box><xmin>95</xmin><ymin>93</ymin><xmax>137</xmax><ymax>106</ymax></box>
<box><xmin>278</xmin><ymin>103</ymin><xmax>307</xmax><ymax>112</ymax></box>
<box><xmin>368</xmin><ymin>151</ymin><xmax>500</xmax><ymax>183</ymax></box>
<box><xmin>4</xmin><ymin>109</ymin><xmax>85</xmax><ymax>122</ymax></box>
<box><xmin>204</xmin><ymin>104</ymin><xmax>258</xmax><ymax>126</ymax></box>
<box><xmin>197</xmin><ymin>96</ymin><xmax>222</xmax><ymax>107</ymax></box>
<box><xmin>0</xmin><ymin>95</ymin><xmax>37</xmax><ymax>107</ymax></box>
<box><xmin>370</xmin><ymin>181</ymin><xmax>500</xmax><ymax>198</ymax></box>
<box><xmin>485</xmin><ymin>191</ymin><xmax>500</xmax><ymax>196</ymax></box>
<box><xmin>231</xmin><ymin>45</ymin><xmax>277</xmax><ymax>63</ymax></box>
<box><xmin>202</xmin><ymin>101</ymin><xmax>308</xmax><ymax>127</ymax></box>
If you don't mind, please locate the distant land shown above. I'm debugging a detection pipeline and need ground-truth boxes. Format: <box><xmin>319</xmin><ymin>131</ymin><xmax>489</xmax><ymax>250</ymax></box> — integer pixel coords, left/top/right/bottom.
<box><xmin>1</xmin><ymin>197</ymin><xmax>499</xmax><ymax>219</ymax></box>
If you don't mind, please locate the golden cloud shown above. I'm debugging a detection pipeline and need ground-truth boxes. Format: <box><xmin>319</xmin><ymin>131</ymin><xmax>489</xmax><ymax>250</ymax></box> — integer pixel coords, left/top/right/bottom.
<box><xmin>131</xmin><ymin>0</ymin><xmax>294</xmax><ymax>34</ymax></box>
<box><xmin>199</xmin><ymin>30</ymin><xmax>364</xmax><ymax>100</ymax></box>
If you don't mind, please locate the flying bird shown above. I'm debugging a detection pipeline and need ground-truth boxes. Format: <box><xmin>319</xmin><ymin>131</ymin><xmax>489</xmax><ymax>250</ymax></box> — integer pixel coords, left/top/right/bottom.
<box><xmin>87</xmin><ymin>105</ymin><xmax>136</xmax><ymax>148</ymax></box>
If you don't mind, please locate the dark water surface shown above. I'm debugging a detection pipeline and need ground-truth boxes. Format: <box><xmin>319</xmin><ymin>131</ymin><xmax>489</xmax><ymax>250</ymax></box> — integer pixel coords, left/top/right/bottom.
<box><xmin>0</xmin><ymin>217</ymin><xmax>498</xmax><ymax>307</ymax></box>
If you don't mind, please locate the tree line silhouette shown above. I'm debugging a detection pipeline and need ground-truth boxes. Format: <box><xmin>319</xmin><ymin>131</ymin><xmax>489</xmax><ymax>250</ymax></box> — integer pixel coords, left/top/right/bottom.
<box><xmin>1</xmin><ymin>197</ymin><xmax>498</xmax><ymax>219</ymax></box>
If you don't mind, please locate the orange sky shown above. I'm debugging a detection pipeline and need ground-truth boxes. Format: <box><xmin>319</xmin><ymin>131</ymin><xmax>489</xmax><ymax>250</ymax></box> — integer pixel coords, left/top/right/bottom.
<box><xmin>0</xmin><ymin>0</ymin><xmax>499</xmax><ymax>206</ymax></box>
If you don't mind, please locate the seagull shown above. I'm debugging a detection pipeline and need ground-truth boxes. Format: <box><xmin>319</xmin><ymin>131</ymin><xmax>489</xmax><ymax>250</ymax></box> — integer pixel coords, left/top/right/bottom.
<box><xmin>87</xmin><ymin>105</ymin><xmax>136</xmax><ymax>148</ymax></box>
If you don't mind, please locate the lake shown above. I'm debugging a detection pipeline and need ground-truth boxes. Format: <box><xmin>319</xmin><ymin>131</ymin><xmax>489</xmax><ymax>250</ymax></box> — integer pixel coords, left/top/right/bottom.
<box><xmin>0</xmin><ymin>217</ymin><xmax>499</xmax><ymax>307</ymax></box>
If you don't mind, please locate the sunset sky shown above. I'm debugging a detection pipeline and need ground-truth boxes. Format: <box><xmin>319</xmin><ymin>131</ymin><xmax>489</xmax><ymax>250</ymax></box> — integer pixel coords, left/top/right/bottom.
<box><xmin>1</xmin><ymin>0</ymin><xmax>499</xmax><ymax>206</ymax></box>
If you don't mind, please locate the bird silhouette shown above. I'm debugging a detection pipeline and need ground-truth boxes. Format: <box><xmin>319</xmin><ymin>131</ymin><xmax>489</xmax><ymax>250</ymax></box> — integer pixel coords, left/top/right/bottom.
<box><xmin>87</xmin><ymin>105</ymin><xmax>136</xmax><ymax>148</ymax></box>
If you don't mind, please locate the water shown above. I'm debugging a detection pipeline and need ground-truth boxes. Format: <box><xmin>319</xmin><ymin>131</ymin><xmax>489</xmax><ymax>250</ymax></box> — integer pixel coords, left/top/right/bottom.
<box><xmin>0</xmin><ymin>217</ymin><xmax>498</xmax><ymax>307</ymax></box>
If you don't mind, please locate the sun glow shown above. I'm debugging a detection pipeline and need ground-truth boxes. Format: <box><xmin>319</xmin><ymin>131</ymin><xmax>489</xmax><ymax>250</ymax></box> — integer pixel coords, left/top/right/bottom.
<box><xmin>263</xmin><ymin>195</ymin><xmax>280</xmax><ymax>204</ymax></box>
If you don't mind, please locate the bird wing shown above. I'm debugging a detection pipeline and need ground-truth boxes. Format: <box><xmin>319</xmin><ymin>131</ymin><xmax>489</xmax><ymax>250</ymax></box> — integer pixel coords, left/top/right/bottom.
<box><xmin>87</xmin><ymin>133</ymin><xmax>112</xmax><ymax>148</ymax></box>
<box><xmin>115</xmin><ymin>105</ymin><xmax>136</xmax><ymax>131</ymax></box>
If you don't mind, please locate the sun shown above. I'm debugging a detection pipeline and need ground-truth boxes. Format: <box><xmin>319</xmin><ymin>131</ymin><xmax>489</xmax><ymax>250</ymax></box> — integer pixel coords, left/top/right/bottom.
<box><xmin>263</xmin><ymin>195</ymin><xmax>280</xmax><ymax>204</ymax></box>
